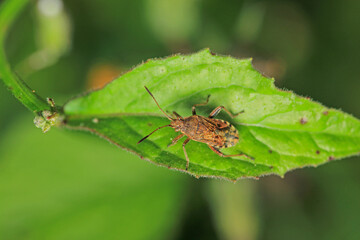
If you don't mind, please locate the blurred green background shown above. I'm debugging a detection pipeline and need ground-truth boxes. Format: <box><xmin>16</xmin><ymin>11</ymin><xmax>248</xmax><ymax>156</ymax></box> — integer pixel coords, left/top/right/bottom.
<box><xmin>1</xmin><ymin>0</ymin><xmax>360</xmax><ymax>239</ymax></box>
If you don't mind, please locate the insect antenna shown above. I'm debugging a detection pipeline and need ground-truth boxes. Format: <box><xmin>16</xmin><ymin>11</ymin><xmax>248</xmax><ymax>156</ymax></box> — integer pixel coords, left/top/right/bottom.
<box><xmin>137</xmin><ymin>124</ymin><xmax>171</xmax><ymax>144</ymax></box>
<box><xmin>144</xmin><ymin>86</ymin><xmax>173</xmax><ymax>120</ymax></box>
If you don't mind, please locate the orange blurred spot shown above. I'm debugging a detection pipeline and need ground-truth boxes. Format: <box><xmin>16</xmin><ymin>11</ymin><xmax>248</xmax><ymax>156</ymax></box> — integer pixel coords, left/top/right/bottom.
<box><xmin>86</xmin><ymin>64</ymin><xmax>122</xmax><ymax>90</ymax></box>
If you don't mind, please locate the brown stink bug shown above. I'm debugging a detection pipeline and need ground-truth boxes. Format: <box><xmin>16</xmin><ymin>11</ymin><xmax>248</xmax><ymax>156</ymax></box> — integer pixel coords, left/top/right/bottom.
<box><xmin>137</xmin><ymin>86</ymin><xmax>254</xmax><ymax>170</ymax></box>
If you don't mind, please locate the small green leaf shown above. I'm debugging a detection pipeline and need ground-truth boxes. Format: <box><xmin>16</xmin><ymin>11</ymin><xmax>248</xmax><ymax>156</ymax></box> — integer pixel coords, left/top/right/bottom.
<box><xmin>64</xmin><ymin>49</ymin><xmax>360</xmax><ymax>180</ymax></box>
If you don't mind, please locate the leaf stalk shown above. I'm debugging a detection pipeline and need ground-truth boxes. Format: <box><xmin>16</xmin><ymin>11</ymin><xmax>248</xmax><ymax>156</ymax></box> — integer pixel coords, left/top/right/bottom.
<box><xmin>0</xmin><ymin>0</ymin><xmax>51</xmax><ymax>113</ymax></box>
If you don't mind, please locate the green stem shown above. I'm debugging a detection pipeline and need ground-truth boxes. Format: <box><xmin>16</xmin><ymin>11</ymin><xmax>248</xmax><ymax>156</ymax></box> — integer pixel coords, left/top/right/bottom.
<box><xmin>0</xmin><ymin>0</ymin><xmax>50</xmax><ymax>113</ymax></box>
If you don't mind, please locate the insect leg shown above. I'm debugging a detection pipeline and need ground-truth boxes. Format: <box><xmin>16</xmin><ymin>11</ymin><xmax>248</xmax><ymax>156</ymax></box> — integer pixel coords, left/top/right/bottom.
<box><xmin>209</xmin><ymin>145</ymin><xmax>254</xmax><ymax>160</ymax></box>
<box><xmin>167</xmin><ymin>133</ymin><xmax>185</xmax><ymax>147</ymax></box>
<box><xmin>182</xmin><ymin>138</ymin><xmax>191</xmax><ymax>170</ymax></box>
<box><xmin>209</xmin><ymin>106</ymin><xmax>244</xmax><ymax>118</ymax></box>
<box><xmin>192</xmin><ymin>95</ymin><xmax>211</xmax><ymax>115</ymax></box>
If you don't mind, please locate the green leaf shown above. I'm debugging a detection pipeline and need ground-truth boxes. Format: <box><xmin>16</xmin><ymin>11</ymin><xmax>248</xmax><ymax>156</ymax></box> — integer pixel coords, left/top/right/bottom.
<box><xmin>63</xmin><ymin>49</ymin><xmax>360</xmax><ymax>180</ymax></box>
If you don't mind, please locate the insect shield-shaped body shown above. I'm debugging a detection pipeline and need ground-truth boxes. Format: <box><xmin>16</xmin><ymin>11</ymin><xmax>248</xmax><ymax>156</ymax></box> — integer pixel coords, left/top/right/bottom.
<box><xmin>137</xmin><ymin>86</ymin><xmax>254</xmax><ymax>170</ymax></box>
<box><xmin>172</xmin><ymin>115</ymin><xmax>239</xmax><ymax>148</ymax></box>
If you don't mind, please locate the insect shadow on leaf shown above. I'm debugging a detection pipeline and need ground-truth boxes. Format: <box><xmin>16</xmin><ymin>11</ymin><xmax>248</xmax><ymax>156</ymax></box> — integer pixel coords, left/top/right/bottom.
<box><xmin>137</xmin><ymin>86</ymin><xmax>254</xmax><ymax>170</ymax></box>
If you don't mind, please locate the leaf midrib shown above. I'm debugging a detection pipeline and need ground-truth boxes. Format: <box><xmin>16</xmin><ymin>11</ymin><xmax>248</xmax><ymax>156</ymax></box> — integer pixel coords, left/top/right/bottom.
<box><xmin>65</xmin><ymin>113</ymin><xmax>360</xmax><ymax>139</ymax></box>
